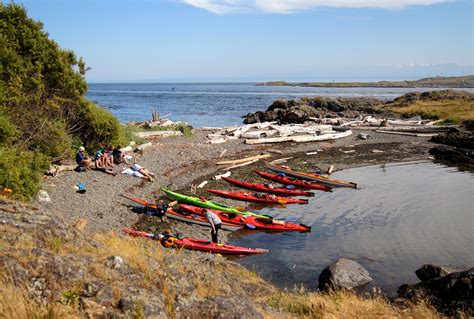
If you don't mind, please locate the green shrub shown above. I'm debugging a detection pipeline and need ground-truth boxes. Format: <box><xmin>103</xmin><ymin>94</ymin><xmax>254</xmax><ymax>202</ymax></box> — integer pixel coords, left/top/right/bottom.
<box><xmin>77</xmin><ymin>100</ymin><xmax>127</xmax><ymax>151</ymax></box>
<box><xmin>0</xmin><ymin>147</ymin><xmax>50</xmax><ymax>200</ymax></box>
<box><xmin>0</xmin><ymin>113</ymin><xmax>19</xmax><ymax>146</ymax></box>
<box><xmin>29</xmin><ymin>119</ymin><xmax>73</xmax><ymax>161</ymax></box>
<box><xmin>175</xmin><ymin>123</ymin><xmax>193</xmax><ymax>137</ymax></box>
<box><xmin>123</xmin><ymin>124</ymin><xmax>147</xmax><ymax>145</ymax></box>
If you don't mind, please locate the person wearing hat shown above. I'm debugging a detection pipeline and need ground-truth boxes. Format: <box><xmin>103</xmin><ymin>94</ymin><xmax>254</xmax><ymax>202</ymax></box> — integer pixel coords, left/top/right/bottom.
<box><xmin>76</xmin><ymin>146</ymin><xmax>92</xmax><ymax>170</ymax></box>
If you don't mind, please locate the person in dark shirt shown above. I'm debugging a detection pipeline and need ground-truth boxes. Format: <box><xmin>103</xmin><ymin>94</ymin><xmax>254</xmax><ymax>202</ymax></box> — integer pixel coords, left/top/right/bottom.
<box><xmin>75</xmin><ymin>146</ymin><xmax>92</xmax><ymax>170</ymax></box>
<box><xmin>144</xmin><ymin>200</ymin><xmax>168</xmax><ymax>221</ymax></box>
<box><xmin>155</xmin><ymin>200</ymin><xmax>168</xmax><ymax>222</ymax></box>
<box><xmin>112</xmin><ymin>145</ymin><xmax>129</xmax><ymax>165</ymax></box>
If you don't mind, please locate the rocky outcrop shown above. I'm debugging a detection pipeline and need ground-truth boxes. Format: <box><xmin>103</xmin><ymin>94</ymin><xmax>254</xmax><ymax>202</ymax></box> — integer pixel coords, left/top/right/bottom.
<box><xmin>243</xmin><ymin>96</ymin><xmax>386</xmax><ymax>124</ymax></box>
<box><xmin>387</xmin><ymin>90</ymin><xmax>474</xmax><ymax>107</ymax></box>
<box><xmin>318</xmin><ymin>258</ymin><xmax>372</xmax><ymax>291</ymax></box>
<box><xmin>0</xmin><ymin>198</ymin><xmax>275</xmax><ymax>318</ymax></box>
<box><xmin>429</xmin><ymin>129</ymin><xmax>474</xmax><ymax>164</ymax></box>
<box><xmin>431</xmin><ymin>129</ymin><xmax>474</xmax><ymax>149</ymax></box>
<box><xmin>415</xmin><ymin>264</ymin><xmax>460</xmax><ymax>281</ymax></box>
<box><xmin>398</xmin><ymin>267</ymin><xmax>473</xmax><ymax>316</ymax></box>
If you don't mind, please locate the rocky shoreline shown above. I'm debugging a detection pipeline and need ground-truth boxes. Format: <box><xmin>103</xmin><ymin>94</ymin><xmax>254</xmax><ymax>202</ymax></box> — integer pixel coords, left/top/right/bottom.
<box><xmin>2</xmin><ymin>126</ymin><xmax>471</xmax><ymax>317</ymax></box>
<box><xmin>3</xmin><ymin>92</ymin><xmax>472</xmax><ymax>317</ymax></box>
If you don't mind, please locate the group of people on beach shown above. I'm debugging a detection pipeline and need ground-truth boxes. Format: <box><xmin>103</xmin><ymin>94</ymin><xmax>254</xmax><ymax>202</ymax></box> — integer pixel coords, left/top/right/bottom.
<box><xmin>75</xmin><ymin>145</ymin><xmax>155</xmax><ymax>181</ymax></box>
<box><xmin>77</xmin><ymin>145</ymin><xmax>221</xmax><ymax>242</ymax></box>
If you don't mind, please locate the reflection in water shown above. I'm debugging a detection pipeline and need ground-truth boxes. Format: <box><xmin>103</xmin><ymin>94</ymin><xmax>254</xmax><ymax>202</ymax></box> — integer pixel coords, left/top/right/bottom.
<box><xmin>231</xmin><ymin>161</ymin><xmax>474</xmax><ymax>295</ymax></box>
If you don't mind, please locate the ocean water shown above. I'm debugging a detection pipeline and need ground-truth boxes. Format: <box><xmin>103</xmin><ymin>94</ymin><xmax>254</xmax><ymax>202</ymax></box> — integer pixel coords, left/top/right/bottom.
<box><xmin>86</xmin><ymin>83</ymin><xmax>473</xmax><ymax>128</ymax></box>
<box><xmin>230</xmin><ymin>162</ymin><xmax>474</xmax><ymax>294</ymax></box>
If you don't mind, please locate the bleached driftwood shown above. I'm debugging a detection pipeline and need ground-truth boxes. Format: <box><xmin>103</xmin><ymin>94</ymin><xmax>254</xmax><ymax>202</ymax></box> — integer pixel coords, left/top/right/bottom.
<box><xmin>232</xmin><ymin>122</ymin><xmax>274</xmax><ymax>138</ymax></box>
<box><xmin>245</xmin><ymin>130</ymin><xmax>352</xmax><ymax>145</ymax></box>
<box><xmin>375</xmin><ymin>130</ymin><xmax>439</xmax><ymax>137</ymax></box>
<box><xmin>374</xmin><ymin>126</ymin><xmax>454</xmax><ymax>133</ymax></box>
<box><xmin>46</xmin><ymin>164</ymin><xmax>77</xmax><ymax>176</ymax></box>
<box><xmin>270</xmin><ymin>124</ymin><xmax>333</xmax><ymax>137</ymax></box>
<box><xmin>135</xmin><ymin>131</ymin><xmax>183</xmax><ymax>138</ymax></box>
<box><xmin>240</xmin><ymin>130</ymin><xmax>278</xmax><ymax>139</ymax></box>
<box><xmin>340</xmin><ymin>120</ymin><xmax>365</xmax><ymax>127</ymax></box>
<box><xmin>386</xmin><ymin>119</ymin><xmax>425</xmax><ymax>126</ymax></box>
<box><xmin>270</xmin><ymin>157</ymin><xmax>293</xmax><ymax>164</ymax></box>
<box><xmin>213</xmin><ymin>171</ymin><xmax>231</xmax><ymax>180</ymax></box>
<box><xmin>217</xmin><ymin>154</ymin><xmax>271</xmax><ymax>165</ymax></box>
<box><xmin>225</xmin><ymin>159</ymin><xmax>259</xmax><ymax>170</ymax></box>
<box><xmin>197</xmin><ymin>181</ymin><xmax>208</xmax><ymax>188</ymax></box>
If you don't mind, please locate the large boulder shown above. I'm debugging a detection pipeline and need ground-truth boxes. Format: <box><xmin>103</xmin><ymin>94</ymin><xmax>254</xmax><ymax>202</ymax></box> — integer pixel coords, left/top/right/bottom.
<box><xmin>415</xmin><ymin>264</ymin><xmax>460</xmax><ymax>281</ymax></box>
<box><xmin>429</xmin><ymin>145</ymin><xmax>474</xmax><ymax>164</ymax></box>
<box><xmin>318</xmin><ymin>258</ymin><xmax>372</xmax><ymax>291</ymax></box>
<box><xmin>431</xmin><ymin>129</ymin><xmax>474</xmax><ymax>149</ymax></box>
<box><xmin>398</xmin><ymin>268</ymin><xmax>474</xmax><ymax>316</ymax></box>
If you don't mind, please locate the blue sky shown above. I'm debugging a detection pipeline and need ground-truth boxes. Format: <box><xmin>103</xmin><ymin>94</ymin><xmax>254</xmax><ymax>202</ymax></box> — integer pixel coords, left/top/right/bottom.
<box><xmin>11</xmin><ymin>0</ymin><xmax>473</xmax><ymax>82</ymax></box>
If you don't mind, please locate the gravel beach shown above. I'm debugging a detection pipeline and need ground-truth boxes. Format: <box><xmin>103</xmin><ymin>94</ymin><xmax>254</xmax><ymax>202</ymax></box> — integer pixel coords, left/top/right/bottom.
<box><xmin>38</xmin><ymin>129</ymin><xmax>434</xmax><ymax>243</ymax></box>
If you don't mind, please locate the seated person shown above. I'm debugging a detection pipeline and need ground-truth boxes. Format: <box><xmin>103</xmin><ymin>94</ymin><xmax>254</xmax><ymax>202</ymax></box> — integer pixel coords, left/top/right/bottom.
<box><xmin>75</xmin><ymin>146</ymin><xmax>92</xmax><ymax>170</ymax></box>
<box><xmin>105</xmin><ymin>145</ymin><xmax>115</xmax><ymax>167</ymax></box>
<box><xmin>95</xmin><ymin>150</ymin><xmax>116</xmax><ymax>175</ymax></box>
<box><xmin>112</xmin><ymin>145</ymin><xmax>129</xmax><ymax>165</ymax></box>
<box><xmin>154</xmin><ymin>200</ymin><xmax>168</xmax><ymax>222</ymax></box>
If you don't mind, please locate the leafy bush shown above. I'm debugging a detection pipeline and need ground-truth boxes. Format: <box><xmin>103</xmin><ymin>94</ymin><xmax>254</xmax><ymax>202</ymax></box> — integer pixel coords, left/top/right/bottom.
<box><xmin>0</xmin><ymin>113</ymin><xmax>18</xmax><ymax>146</ymax></box>
<box><xmin>0</xmin><ymin>3</ymin><xmax>129</xmax><ymax>200</ymax></box>
<box><xmin>123</xmin><ymin>124</ymin><xmax>147</xmax><ymax>145</ymax></box>
<box><xmin>175</xmin><ymin>123</ymin><xmax>193</xmax><ymax>137</ymax></box>
<box><xmin>77</xmin><ymin>100</ymin><xmax>127</xmax><ymax>151</ymax></box>
<box><xmin>0</xmin><ymin>147</ymin><xmax>50</xmax><ymax>200</ymax></box>
<box><xmin>0</xmin><ymin>3</ymin><xmax>127</xmax><ymax>159</ymax></box>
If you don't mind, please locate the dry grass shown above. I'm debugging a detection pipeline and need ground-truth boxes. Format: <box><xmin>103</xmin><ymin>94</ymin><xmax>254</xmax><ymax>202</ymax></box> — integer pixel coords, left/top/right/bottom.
<box><xmin>264</xmin><ymin>290</ymin><xmax>440</xmax><ymax>319</ymax></box>
<box><xmin>0</xmin><ymin>275</ymin><xmax>77</xmax><ymax>319</ymax></box>
<box><xmin>382</xmin><ymin>100</ymin><xmax>474</xmax><ymax>124</ymax></box>
<box><xmin>93</xmin><ymin>232</ymin><xmax>163</xmax><ymax>280</ymax></box>
<box><xmin>162</xmin><ymin>279</ymin><xmax>176</xmax><ymax>319</ymax></box>
<box><xmin>194</xmin><ymin>273</ymin><xmax>221</xmax><ymax>298</ymax></box>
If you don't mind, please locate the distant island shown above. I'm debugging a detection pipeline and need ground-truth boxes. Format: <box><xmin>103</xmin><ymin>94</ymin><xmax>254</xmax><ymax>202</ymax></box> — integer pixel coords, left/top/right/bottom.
<box><xmin>256</xmin><ymin>75</ymin><xmax>474</xmax><ymax>88</ymax></box>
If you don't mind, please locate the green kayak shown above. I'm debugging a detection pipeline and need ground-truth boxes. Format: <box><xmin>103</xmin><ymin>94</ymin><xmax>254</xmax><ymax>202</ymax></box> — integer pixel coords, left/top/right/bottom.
<box><xmin>160</xmin><ymin>188</ymin><xmax>271</xmax><ymax>219</ymax></box>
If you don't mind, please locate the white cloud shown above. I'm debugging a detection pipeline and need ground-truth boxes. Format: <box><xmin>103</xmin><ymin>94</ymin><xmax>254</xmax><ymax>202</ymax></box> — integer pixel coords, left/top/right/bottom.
<box><xmin>180</xmin><ymin>0</ymin><xmax>451</xmax><ymax>14</ymax></box>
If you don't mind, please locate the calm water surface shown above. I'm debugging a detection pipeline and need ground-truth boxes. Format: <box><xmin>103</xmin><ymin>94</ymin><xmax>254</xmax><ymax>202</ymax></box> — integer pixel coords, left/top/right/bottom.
<box><xmin>230</xmin><ymin>161</ymin><xmax>474</xmax><ymax>295</ymax></box>
<box><xmin>86</xmin><ymin>83</ymin><xmax>474</xmax><ymax>127</ymax></box>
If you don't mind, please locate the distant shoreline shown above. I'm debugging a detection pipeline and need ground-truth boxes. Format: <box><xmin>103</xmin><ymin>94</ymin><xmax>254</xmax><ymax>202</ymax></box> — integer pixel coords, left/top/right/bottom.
<box><xmin>256</xmin><ymin>75</ymin><xmax>474</xmax><ymax>88</ymax></box>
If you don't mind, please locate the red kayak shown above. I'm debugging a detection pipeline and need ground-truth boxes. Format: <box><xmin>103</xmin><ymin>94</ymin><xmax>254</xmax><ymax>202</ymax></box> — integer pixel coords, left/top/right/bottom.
<box><xmin>166</xmin><ymin>208</ymin><xmax>243</xmax><ymax>231</ymax></box>
<box><xmin>180</xmin><ymin>204</ymin><xmax>311</xmax><ymax>232</ymax></box>
<box><xmin>222</xmin><ymin>177</ymin><xmax>314</xmax><ymax>197</ymax></box>
<box><xmin>120</xmin><ymin>194</ymin><xmax>242</xmax><ymax>231</ymax></box>
<box><xmin>123</xmin><ymin>228</ymin><xmax>268</xmax><ymax>255</ymax></box>
<box><xmin>207</xmin><ymin>189</ymin><xmax>308</xmax><ymax>205</ymax></box>
<box><xmin>254</xmin><ymin>171</ymin><xmax>333</xmax><ymax>192</ymax></box>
